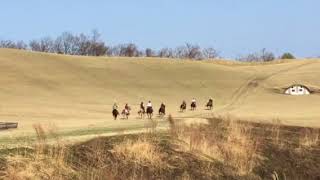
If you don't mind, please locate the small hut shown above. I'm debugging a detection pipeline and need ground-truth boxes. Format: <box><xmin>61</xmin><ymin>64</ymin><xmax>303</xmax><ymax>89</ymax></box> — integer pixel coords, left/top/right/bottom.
<box><xmin>284</xmin><ymin>84</ymin><xmax>311</xmax><ymax>95</ymax></box>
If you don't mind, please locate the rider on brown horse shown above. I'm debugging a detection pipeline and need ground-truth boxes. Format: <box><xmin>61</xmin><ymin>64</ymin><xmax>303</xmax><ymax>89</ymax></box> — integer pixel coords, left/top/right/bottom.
<box><xmin>122</xmin><ymin>103</ymin><xmax>131</xmax><ymax>119</ymax></box>
<box><xmin>159</xmin><ymin>102</ymin><xmax>166</xmax><ymax>116</ymax></box>
<box><xmin>112</xmin><ymin>103</ymin><xmax>119</xmax><ymax>120</ymax></box>
<box><xmin>191</xmin><ymin>98</ymin><xmax>197</xmax><ymax>111</ymax></box>
<box><xmin>206</xmin><ymin>98</ymin><xmax>213</xmax><ymax>110</ymax></box>
<box><xmin>146</xmin><ymin>101</ymin><xmax>153</xmax><ymax>119</ymax></box>
<box><xmin>180</xmin><ymin>100</ymin><xmax>187</xmax><ymax>112</ymax></box>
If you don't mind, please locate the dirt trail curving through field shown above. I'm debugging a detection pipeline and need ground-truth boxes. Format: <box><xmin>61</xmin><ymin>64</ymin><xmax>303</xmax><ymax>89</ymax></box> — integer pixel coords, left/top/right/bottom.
<box><xmin>217</xmin><ymin>61</ymin><xmax>318</xmax><ymax>112</ymax></box>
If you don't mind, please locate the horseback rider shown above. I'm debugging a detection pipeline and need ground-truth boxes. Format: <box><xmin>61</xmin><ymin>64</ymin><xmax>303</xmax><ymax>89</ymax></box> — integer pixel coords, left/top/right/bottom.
<box><xmin>147</xmin><ymin>101</ymin><xmax>152</xmax><ymax>109</ymax></box>
<box><xmin>206</xmin><ymin>97</ymin><xmax>213</xmax><ymax>110</ymax></box>
<box><xmin>191</xmin><ymin>98</ymin><xmax>197</xmax><ymax>110</ymax></box>
<box><xmin>112</xmin><ymin>103</ymin><xmax>119</xmax><ymax>120</ymax></box>
<box><xmin>146</xmin><ymin>100</ymin><xmax>153</xmax><ymax>119</ymax></box>
<box><xmin>159</xmin><ymin>102</ymin><xmax>166</xmax><ymax>115</ymax></box>
<box><xmin>140</xmin><ymin>102</ymin><xmax>145</xmax><ymax>112</ymax></box>
<box><xmin>125</xmin><ymin>103</ymin><xmax>130</xmax><ymax>111</ymax></box>
<box><xmin>182</xmin><ymin>100</ymin><xmax>186</xmax><ymax>106</ymax></box>
<box><xmin>161</xmin><ymin>102</ymin><xmax>165</xmax><ymax>108</ymax></box>
<box><xmin>113</xmin><ymin>103</ymin><xmax>118</xmax><ymax>110</ymax></box>
<box><xmin>180</xmin><ymin>100</ymin><xmax>187</xmax><ymax>112</ymax></box>
<box><xmin>209</xmin><ymin>98</ymin><xmax>213</xmax><ymax>104</ymax></box>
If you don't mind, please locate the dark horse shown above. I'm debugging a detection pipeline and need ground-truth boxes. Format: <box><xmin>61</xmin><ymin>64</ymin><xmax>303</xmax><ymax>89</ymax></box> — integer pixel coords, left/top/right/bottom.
<box><xmin>180</xmin><ymin>101</ymin><xmax>187</xmax><ymax>112</ymax></box>
<box><xmin>112</xmin><ymin>109</ymin><xmax>119</xmax><ymax>120</ymax></box>
<box><xmin>191</xmin><ymin>102</ymin><xmax>197</xmax><ymax>111</ymax></box>
<box><xmin>158</xmin><ymin>103</ymin><xmax>166</xmax><ymax>117</ymax></box>
<box><xmin>138</xmin><ymin>102</ymin><xmax>146</xmax><ymax>118</ymax></box>
<box><xmin>146</xmin><ymin>106</ymin><xmax>153</xmax><ymax>119</ymax></box>
<box><xmin>206</xmin><ymin>99</ymin><xmax>213</xmax><ymax>110</ymax></box>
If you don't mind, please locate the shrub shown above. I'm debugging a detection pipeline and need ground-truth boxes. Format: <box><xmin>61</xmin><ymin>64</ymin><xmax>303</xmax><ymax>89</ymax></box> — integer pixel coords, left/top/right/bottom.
<box><xmin>281</xmin><ymin>52</ymin><xmax>295</xmax><ymax>59</ymax></box>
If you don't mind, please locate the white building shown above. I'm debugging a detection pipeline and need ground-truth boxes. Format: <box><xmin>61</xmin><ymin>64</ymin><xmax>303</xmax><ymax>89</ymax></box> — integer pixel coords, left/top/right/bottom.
<box><xmin>285</xmin><ymin>84</ymin><xmax>311</xmax><ymax>95</ymax></box>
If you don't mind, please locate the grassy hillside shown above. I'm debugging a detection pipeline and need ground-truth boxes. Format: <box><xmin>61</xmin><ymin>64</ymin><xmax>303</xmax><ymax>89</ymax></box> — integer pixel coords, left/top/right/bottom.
<box><xmin>0</xmin><ymin>48</ymin><xmax>320</xmax><ymax>139</ymax></box>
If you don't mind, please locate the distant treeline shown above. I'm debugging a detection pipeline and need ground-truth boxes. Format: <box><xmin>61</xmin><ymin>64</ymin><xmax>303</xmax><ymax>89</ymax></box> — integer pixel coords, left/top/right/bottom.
<box><xmin>0</xmin><ymin>30</ymin><xmax>295</xmax><ymax>61</ymax></box>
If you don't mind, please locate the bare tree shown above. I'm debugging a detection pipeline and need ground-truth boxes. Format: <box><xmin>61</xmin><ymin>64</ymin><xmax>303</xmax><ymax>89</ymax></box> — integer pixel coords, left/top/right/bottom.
<box><xmin>90</xmin><ymin>31</ymin><xmax>108</xmax><ymax>56</ymax></box>
<box><xmin>119</xmin><ymin>43</ymin><xmax>139</xmax><ymax>57</ymax></box>
<box><xmin>77</xmin><ymin>33</ymin><xmax>91</xmax><ymax>55</ymax></box>
<box><xmin>202</xmin><ymin>47</ymin><xmax>219</xmax><ymax>59</ymax></box>
<box><xmin>40</xmin><ymin>37</ymin><xmax>54</xmax><ymax>52</ymax></box>
<box><xmin>15</xmin><ymin>41</ymin><xmax>27</xmax><ymax>50</ymax></box>
<box><xmin>261</xmin><ymin>48</ymin><xmax>275</xmax><ymax>62</ymax></box>
<box><xmin>0</xmin><ymin>40</ymin><xmax>27</xmax><ymax>49</ymax></box>
<box><xmin>174</xmin><ymin>46</ymin><xmax>187</xmax><ymax>59</ymax></box>
<box><xmin>237</xmin><ymin>48</ymin><xmax>275</xmax><ymax>62</ymax></box>
<box><xmin>29</xmin><ymin>40</ymin><xmax>41</xmax><ymax>51</ymax></box>
<box><xmin>107</xmin><ymin>45</ymin><xmax>121</xmax><ymax>56</ymax></box>
<box><xmin>145</xmin><ymin>48</ymin><xmax>155</xmax><ymax>57</ymax></box>
<box><xmin>60</xmin><ymin>32</ymin><xmax>76</xmax><ymax>54</ymax></box>
<box><xmin>158</xmin><ymin>48</ymin><xmax>174</xmax><ymax>58</ymax></box>
<box><xmin>185</xmin><ymin>43</ymin><xmax>202</xmax><ymax>60</ymax></box>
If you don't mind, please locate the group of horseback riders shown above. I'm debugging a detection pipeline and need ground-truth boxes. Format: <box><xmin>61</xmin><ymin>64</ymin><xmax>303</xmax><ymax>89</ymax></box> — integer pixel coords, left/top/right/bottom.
<box><xmin>112</xmin><ymin>98</ymin><xmax>213</xmax><ymax>120</ymax></box>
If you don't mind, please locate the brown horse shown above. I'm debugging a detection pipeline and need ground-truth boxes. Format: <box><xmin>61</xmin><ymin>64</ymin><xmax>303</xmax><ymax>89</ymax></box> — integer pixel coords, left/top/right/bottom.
<box><xmin>191</xmin><ymin>102</ymin><xmax>197</xmax><ymax>111</ymax></box>
<box><xmin>121</xmin><ymin>106</ymin><xmax>131</xmax><ymax>119</ymax></box>
<box><xmin>146</xmin><ymin>106</ymin><xmax>153</xmax><ymax>119</ymax></box>
<box><xmin>158</xmin><ymin>103</ymin><xmax>166</xmax><ymax>117</ymax></box>
<box><xmin>180</xmin><ymin>101</ymin><xmax>187</xmax><ymax>112</ymax></box>
<box><xmin>206</xmin><ymin>99</ymin><xmax>213</xmax><ymax>110</ymax></box>
<box><xmin>112</xmin><ymin>109</ymin><xmax>119</xmax><ymax>120</ymax></box>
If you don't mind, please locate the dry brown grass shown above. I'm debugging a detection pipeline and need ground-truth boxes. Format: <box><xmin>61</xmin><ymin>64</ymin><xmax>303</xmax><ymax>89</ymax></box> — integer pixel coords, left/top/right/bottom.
<box><xmin>270</xmin><ymin>119</ymin><xmax>282</xmax><ymax>145</ymax></box>
<box><xmin>299</xmin><ymin>128</ymin><xmax>319</xmax><ymax>148</ymax></box>
<box><xmin>1</xmin><ymin>115</ymin><xmax>319</xmax><ymax>179</ymax></box>
<box><xmin>1</xmin><ymin>49</ymin><xmax>320</xmax><ymax>141</ymax></box>
<box><xmin>1</xmin><ymin>124</ymin><xmax>75</xmax><ymax>180</ymax></box>
<box><xmin>169</xmin><ymin>116</ymin><xmax>260</xmax><ymax>175</ymax></box>
<box><xmin>113</xmin><ymin>136</ymin><xmax>164</xmax><ymax>168</ymax></box>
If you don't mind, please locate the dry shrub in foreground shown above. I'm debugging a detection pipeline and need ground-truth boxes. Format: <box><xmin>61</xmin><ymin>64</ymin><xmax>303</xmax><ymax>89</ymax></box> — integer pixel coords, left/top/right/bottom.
<box><xmin>113</xmin><ymin>136</ymin><xmax>164</xmax><ymax>168</ymax></box>
<box><xmin>299</xmin><ymin>128</ymin><xmax>319</xmax><ymax>148</ymax></box>
<box><xmin>270</xmin><ymin>119</ymin><xmax>281</xmax><ymax>145</ymax></box>
<box><xmin>1</xmin><ymin>124</ymin><xmax>76</xmax><ymax>180</ymax></box>
<box><xmin>169</xmin><ymin>116</ymin><xmax>260</xmax><ymax>176</ymax></box>
<box><xmin>75</xmin><ymin>135</ymin><xmax>166</xmax><ymax>180</ymax></box>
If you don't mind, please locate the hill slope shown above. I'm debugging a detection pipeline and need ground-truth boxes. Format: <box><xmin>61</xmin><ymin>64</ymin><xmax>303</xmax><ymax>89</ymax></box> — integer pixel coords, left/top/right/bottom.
<box><xmin>0</xmin><ymin>49</ymin><xmax>320</xmax><ymax>137</ymax></box>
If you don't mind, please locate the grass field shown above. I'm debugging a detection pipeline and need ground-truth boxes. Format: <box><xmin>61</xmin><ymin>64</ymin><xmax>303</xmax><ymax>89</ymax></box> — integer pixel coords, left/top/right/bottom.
<box><xmin>0</xmin><ymin>48</ymin><xmax>320</xmax><ymax>141</ymax></box>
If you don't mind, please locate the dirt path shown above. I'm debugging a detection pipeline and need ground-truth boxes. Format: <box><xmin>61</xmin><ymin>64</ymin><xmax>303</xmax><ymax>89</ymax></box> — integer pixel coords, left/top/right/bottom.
<box><xmin>219</xmin><ymin>61</ymin><xmax>317</xmax><ymax>112</ymax></box>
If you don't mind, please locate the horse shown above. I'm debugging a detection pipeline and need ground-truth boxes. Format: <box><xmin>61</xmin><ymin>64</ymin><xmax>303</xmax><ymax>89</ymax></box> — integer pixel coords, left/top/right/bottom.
<box><xmin>191</xmin><ymin>102</ymin><xmax>197</xmax><ymax>111</ymax></box>
<box><xmin>206</xmin><ymin>99</ymin><xmax>213</xmax><ymax>110</ymax></box>
<box><xmin>180</xmin><ymin>102</ymin><xmax>187</xmax><ymax>112</ymax></box>
<box><xmin>138</xmin><ymin>108</ymin><xmax>145</xmax><ymax>119</ymax></box>
<box><xmin>158</xmin><ymin>104</ymin><xmax>166</xmax><ymax>117</ymax></box>
<box><xmin>121</xmin><ymin>107</ymin><xmax>130</xmax><ymax>119</ymax></box>
<box><xmin>112</xmin><ymin>109</ymin><xmax>119</xmax><ymax>120</ymax></box>
<box><xmin>146</xmin><ymin>106</ymin><xmax>153</xmax><ymax>119</ymax></box>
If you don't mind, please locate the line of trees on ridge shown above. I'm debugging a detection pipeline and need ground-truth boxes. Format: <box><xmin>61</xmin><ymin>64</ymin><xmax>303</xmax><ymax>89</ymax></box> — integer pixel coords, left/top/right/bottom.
<box><xmin>0</xmin><ymin>30</ymin><xmax>296</xmax><ymax>61</ymax></box>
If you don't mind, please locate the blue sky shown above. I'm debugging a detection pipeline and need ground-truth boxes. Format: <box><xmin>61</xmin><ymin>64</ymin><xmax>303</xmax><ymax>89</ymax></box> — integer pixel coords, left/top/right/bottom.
<box><xmin>1</xmin><ymin>0</ymin><xmax>320</xmax><ymax>58</ymax></box>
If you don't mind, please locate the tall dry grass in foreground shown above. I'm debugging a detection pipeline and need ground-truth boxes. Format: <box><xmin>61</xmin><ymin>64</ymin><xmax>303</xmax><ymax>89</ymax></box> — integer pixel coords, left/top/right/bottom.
<box><xmin>299</xmin><ymin>127</ymin><xmax>319</xmax><ymax>148</ymax></box>
<box><xmin>168</xmin><ymin>115</ymin><xmax>260</xmax><ymax>175</ymax></box>
<box><xmin>1</xmin><ymin>116</ymin><xmax>319</xmax><ymax>179</ymax></box>
<box><xmin>1</xmin><ymin>124</ymin><xmax>76</xmax><ymax>180</ymax></box>
<box><xmin>113</xmin><ymin>136</ymin><xmax>164</xmax><ymax>168</ymax></box>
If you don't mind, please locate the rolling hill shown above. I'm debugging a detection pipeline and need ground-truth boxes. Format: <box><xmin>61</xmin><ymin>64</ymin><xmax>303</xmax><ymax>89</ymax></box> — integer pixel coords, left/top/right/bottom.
<box><xmin>0</xmin><ymin>48</ymin><xmax>319</xmax><ymax>139</ymax></box>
